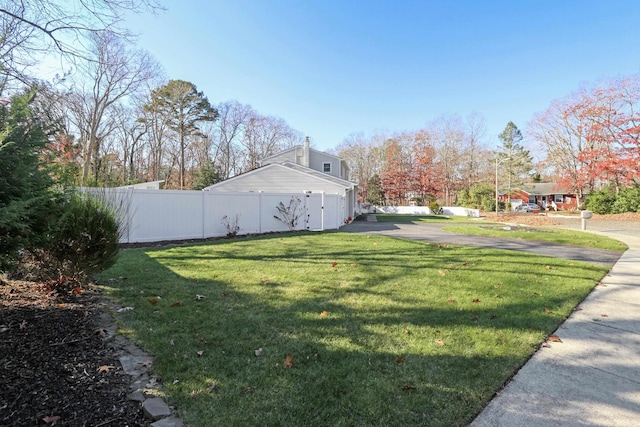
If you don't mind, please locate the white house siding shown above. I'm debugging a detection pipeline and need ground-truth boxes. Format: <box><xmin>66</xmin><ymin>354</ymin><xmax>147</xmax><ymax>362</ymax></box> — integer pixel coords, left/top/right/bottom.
<box><xmin>206</xmin><ymin>165</ymin><xmax>348</xmax><ymax>195</ymax></box>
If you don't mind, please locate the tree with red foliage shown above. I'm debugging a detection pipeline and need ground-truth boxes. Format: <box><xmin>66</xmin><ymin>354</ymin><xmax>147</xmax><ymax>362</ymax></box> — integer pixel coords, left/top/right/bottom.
<box><xmin>380</xmin><ymin>138</ymin><xmax>413</xmax><ymax>205</ymax></box>
<box><xmin>529</xmin><ymin>75</ymin><xmax>640</xmax><ymax>196</ymax></box>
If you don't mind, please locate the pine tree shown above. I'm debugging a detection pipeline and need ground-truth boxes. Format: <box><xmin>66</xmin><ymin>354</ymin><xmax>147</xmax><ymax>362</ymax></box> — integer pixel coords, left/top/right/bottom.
<box><xmin>0</xmin><ymin>92</ymin><xmax>56</xmax><ymax>272</ymax></box>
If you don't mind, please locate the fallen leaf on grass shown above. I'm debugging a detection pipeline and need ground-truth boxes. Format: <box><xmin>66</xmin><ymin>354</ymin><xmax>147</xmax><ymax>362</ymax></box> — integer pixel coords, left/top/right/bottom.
<box><xmin>438</xmin><ymin>270</ymin><xmax>447</xmax><ymax>276</ymax></box>
<box><xmin>284</xmin><ymin>354</ymin><xmax>294</xmax><ymax>368</ymax></box>
<box><xmin>396</xmin><ymin>356</ymin><xmax>404</xmax><ymax>364</ymax></box>
<box><xmin>401</xmin><ymin>385</ymin><xmax>416</xmax><ymax>392</ymax></box>
<box><xmin>171</xmin><ymin>301</ymin><xmax>181</xmax><ymax>307</ymax></box>
<box><xmin>42</xmin><ymin>415</ymin><xmax>61</xmax><ymax>424</ymax></box>
<box><xmin>97</xmin><ymin>365</ymin><xmax>115</xmax><ymax>373</ymax></box>
<box><xmin>403</xmin><ymin>327</ymin><xmax>410</xmax><ymax>334</ymax></box>
<box><xmin>472</xmin><ymin>298</ymin><xmax>480</xmax><ymax>303</ymax></box>
<box><xmin>548</xmin><ymin>335</ymin><xmax>562</xmax><ymax>343</ymax></box>
<box><xmin>544</xmin><ymin>265</ymin><xmax>552</xmax><ymax>270</ymax></box>
<box><xmin>320</xmin><ymin>310</ymin><xmax>329</xmax><ymax>317</ymax></box>
<box><xmin>221</xmin><ymin>292</ymin><xmax>230</xmax><ymax>298</ymax></box>
<box><xmin>332</xmin><ymin>261</ymin><xmax>338</xmax><ymax>268</ymax></box>
<box><xmin>447</xmin><ymin>298</ymin><xmax>456</xmax><ymax>303</ymax></box>
<box><xmin>434</xmin><ymin>339</ymin><xmax>445</xmax><ymax>346</ymax></box>
<box><xmin>544</xmin><ymin>307</ymin><xmax>551</xmax><ymax>313</ymax></box>
<box><xmin>261</xmin><ymin>277</ymin><xmax>270</xmax><ymax>282</ymax></box>
<box><xmin>149</xmin><ymin>298</ymin><xmax>158</xmax><ymax>305</ymax></box>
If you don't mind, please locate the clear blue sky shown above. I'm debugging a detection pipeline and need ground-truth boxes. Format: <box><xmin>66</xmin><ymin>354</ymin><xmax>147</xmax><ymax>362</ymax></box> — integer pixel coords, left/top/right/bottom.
<box><xmin>124</xmin><ymin>0</ymin><xmax>640</xmax><ymax>151</ymax></box>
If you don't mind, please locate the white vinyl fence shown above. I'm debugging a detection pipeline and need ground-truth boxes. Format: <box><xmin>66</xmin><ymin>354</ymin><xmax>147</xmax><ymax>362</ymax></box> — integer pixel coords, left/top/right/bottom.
<box><xmin>371</xmin><ymin>205</ymin><xmax>480</xmax><ymax>217</ymax></box>
<box><xmin>85</xmin><ymin>188</ymin><xmax>347</xmax><ymax>244</ymax></box>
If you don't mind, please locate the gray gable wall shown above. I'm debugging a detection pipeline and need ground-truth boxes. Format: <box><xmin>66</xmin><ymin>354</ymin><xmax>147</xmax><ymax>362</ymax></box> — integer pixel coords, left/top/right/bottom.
<box><xmin>205</xmin><ymin>164</ymin><xmax>349</xmax><ymax>194</ymax></box>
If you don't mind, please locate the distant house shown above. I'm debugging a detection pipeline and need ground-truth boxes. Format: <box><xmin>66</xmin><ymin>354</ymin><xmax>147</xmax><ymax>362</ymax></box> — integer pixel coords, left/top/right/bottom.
<box><xmin>203</xmin><ymin>138</ymin><xmax>358</xmax><ymax>220</ymax></box>
<box><xmin>509</xmin><ymin>183</ymin><xmax>581</xmax><ymax>211</ymax></box>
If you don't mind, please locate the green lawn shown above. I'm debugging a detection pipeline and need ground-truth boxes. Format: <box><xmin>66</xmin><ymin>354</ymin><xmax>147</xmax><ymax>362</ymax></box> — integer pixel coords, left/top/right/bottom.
<box><xmin>442</xmin><ymin>224</ymin><xmax>628</xmax><ymax>252</ymax></box>
<box><xmin>100</xmin><ymin>232</ymin><xmax>610</xmax><ymax>426</ymax></box>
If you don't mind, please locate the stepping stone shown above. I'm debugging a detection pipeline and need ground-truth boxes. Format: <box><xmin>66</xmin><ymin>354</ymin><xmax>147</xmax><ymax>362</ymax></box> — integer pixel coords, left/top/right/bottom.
<box><xmin>151</xmin><ymin>416</ymin><xmax>184</xmax><ymax>427</ymax></box>
<box><xmin>142</xmin><ymin>397</ymin><xmax>172</xmax><ymax>420</ymax></box>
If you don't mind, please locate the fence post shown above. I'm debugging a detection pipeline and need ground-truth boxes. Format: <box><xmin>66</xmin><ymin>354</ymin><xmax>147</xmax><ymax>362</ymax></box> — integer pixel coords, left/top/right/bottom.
<box><xmin>259</xmin><ymin>191</ymin><xmax>263</xmax><ymax>234</ymax></box>
<box><xmin>201</xmin><ymin>191</ymin><xmax>205</xmax><ymax>239</ymax></box>
<box><xmin>321</xmin><ymin>192</ymin><xmax>325</xmax><ymax>231</ymax></box>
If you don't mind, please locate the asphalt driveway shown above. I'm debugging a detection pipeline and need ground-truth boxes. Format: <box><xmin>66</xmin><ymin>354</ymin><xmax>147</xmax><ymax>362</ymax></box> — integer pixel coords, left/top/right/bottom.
<box><xmin>341</xmin><ymin>218</ymin><xmax>624</xmax><ymax>267</ymax></box>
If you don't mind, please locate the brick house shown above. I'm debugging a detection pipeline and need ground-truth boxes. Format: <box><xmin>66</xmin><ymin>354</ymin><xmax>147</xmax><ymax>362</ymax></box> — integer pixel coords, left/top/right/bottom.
<box><xmin>508</xmin><ymin>183</ymin><xmax>581</xmax><ymax>211</ymax></box>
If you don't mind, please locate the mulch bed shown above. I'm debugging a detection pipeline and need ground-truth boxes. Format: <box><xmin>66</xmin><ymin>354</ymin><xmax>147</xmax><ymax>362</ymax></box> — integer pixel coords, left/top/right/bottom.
<box><xmin>0</xmin><ymin>280</ymin><xmax>149</xmax><ymax>426</ymax></box>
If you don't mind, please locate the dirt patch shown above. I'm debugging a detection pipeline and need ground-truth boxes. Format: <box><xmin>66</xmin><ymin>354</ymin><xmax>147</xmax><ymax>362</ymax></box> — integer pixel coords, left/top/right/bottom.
<box><xmin>483</xmin><ymin>212</ymin><xmax>640</xmax><ymax>227</ymax></box>
<box><xmin>0</xmin><ymin>280</ymin><xmax>150</xmax><ymax>426</ymax></box>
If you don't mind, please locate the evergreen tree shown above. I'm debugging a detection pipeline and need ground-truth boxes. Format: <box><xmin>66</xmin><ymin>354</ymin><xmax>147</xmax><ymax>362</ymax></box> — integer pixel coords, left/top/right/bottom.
<box><xmin>144</xmin><ymin>80</ymin><xmax>218</xmax><ymax>189</ymax></box>
<box><xmin>191</xmin><ymin>160</ymin><xmax>221</xmax><ymax>190</ymax></box>
<box><xmin>0</xmin><ymin>92</ymin><xmax>56</xmax><ymax>272</ymax></box>
<box><xmin>497</xmin><ymin>121</ymin><xmax>532</xmax><ymax>198</ymax></box>
<box><xmin>365</xmin><ymin>174</ymin><xmax>385</xmax><ymax>205</ymax></box>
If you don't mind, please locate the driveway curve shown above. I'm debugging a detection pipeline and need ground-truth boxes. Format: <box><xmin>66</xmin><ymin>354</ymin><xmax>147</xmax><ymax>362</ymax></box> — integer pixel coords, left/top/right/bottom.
<box><xmin>341</xmin><ymin>219</ymin><xmax>623</xmax><ymax>267</ymax></box>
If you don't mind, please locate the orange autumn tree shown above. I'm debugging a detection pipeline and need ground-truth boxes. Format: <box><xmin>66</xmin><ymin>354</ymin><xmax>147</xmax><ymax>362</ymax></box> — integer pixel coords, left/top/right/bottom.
<box><xmin>379</xmin><ymin>131</ymin><xmax>443</xmax><ymax>206</ymax></box>
<box><xmin>380</xmin><ymin>138</ymin><xmax>413</xmax><ymax>205</ymax></box>
<box><xmin>412</xmin><ymin>130</ymin><xmax>443</xmax><ymax>203</ymax></box>
<box><xmin>529</xmin><ymin>75</ymin><xmax>640</xmax><ymax>196</ymax></box>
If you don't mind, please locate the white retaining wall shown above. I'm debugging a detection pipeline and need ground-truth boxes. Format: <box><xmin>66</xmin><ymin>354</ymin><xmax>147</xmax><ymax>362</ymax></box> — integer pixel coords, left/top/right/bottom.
<box><xmin>85</xmin><ymin>188</ymin><xmax>346</xmax><ymax>244</ymax></box>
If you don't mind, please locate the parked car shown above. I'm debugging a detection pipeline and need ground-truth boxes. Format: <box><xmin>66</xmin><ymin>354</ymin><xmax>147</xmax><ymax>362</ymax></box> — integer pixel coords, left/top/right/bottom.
<box><xmin>514</xmin><ymin>203</ymin><xmax>541</xmax><ymax>213</ymax></box>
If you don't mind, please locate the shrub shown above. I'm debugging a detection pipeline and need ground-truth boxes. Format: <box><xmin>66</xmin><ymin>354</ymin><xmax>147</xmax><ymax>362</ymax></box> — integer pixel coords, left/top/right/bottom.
<box><xmin>612</xmin><ymin>186</ymin><xmax>640</xmax><ymax>213</ymax></box>
<box><xmin>585</xmin><ymin>189</ymin><xmax>616</xmax><ymax>214</ymax></box>
<box><xmin>44</xmin><ymin>192</ymin><xmax>121</xmax><ymax>281</ymax></box>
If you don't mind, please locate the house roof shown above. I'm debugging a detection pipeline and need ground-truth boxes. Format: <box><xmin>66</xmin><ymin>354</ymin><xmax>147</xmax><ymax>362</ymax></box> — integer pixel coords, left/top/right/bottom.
<box><xmin>203</xmin><ymin>162</ymin><xmax>356</xmax><ymax>191</ymax></box>
<box><xmin>259</xmin><ymin>144</ymin><xmax>347</xmax><ymax>165</ymax></box>
<box><xmin>518</xmin><ymin>183</ymin><xmax>572</xmax><ymax>195</ymax></box>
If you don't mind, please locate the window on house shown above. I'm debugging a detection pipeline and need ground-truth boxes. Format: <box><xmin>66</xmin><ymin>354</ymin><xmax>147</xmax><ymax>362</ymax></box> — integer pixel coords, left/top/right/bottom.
<box><xmin>323</xmin><ymin>162</ymin><xmax>331</xmax><ymax>173</ymax></box>
<box><xmin>554</xmin><ymin>194</ymin><xmax>563</xmax><ymax>203</ymax></box>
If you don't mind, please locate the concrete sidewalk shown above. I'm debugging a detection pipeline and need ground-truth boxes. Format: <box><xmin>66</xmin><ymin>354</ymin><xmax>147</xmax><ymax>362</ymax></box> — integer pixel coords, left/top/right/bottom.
<box><xmin>470</xmin><ymin>232</ymin><xmax>640</xmax><ymax>426</ymax></box>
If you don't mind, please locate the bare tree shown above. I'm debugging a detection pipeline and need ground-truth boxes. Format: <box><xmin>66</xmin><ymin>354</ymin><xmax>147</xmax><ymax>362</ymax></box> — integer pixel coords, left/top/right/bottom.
<box><xmin>65</xmin><ymin>31</ymin><xmax>160</xmax><ymax>184</ymax></box>
<box><xmin>241</xmin><ymin>113</ymin><xmax>302</xmax><ymax>172</ymax></box>
<box><xmin>0</xmin><ymin>0</ymin><xmax>162</xmax><ymax>91</ymax></box>
<box><xmin>210</xmin><ymin>100</ymin><xmax>254</xmax><ymax>179</ymax></box>
<box><xmin>426</xmin><ymin>115</ymin><xmax>466</xmax><ymax>205</ymax></box>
